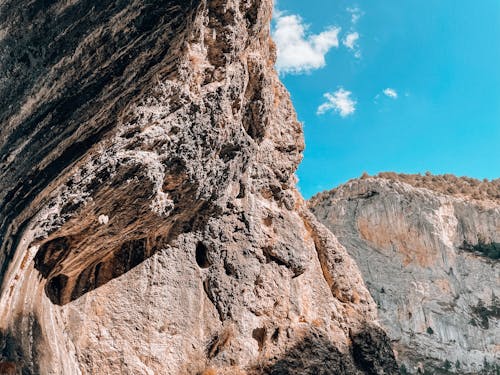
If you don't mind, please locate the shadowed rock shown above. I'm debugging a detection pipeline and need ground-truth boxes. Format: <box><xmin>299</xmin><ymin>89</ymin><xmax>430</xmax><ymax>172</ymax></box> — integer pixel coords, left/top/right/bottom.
<box><xmin>252</xmin><ymin>326</ymin><xmax>398</xmax><ymax>375</ymax></box>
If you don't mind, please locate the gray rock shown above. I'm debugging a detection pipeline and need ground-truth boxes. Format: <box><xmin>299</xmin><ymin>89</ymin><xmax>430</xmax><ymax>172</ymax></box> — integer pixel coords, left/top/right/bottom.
<box><xmin>310</xmin><ymin>177</ymin><xmax>500</xmax><ymax>374</ymax></box>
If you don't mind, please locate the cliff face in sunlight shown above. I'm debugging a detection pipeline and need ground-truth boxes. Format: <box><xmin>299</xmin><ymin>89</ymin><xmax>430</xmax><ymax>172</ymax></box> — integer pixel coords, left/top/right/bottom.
<box><xmin>0</xmin><ymin>1</ymin><xmax>398</xmax><ymax>374</ymax></box>
<box><xmin>310</xmin><ymin>176</ymin><xmax>500</xmax><ymax>374</ymax></box>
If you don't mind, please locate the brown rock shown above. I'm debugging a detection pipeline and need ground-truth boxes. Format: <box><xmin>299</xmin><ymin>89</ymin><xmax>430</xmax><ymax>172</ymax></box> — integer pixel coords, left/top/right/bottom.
<box><xmin>0</xmin><ymin>1</ymin><xmax>397</xmax><ymax>373</ymax></box>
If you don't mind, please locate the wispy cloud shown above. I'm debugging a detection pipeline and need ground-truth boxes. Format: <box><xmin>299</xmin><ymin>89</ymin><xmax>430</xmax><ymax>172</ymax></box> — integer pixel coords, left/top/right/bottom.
<box><xmin>383</xmin><ymin>88</ymin><xmax>398</xmax><ymax>99</ymax></box>
<box><xmin>317</xmin><ymin>88</ymin><xmax>356</xmax><ymax>117</ymax></box>
<box><xmin>272</xmin><ymin>11</ymin><xmax>340</xmax><ymax>75</ymax></box>
<box><xmin>343</xmin><ymin>6</ymin><xmax>362</xmax><ymax>58</ymax></box>
<box><xmin>343</xmin><ymin>32</ymin><xmax>359</xmax><ymax>50</ymax></box>
<box><xmin>347</xmin><ymin>7</ymin><xmax>363</xmax><ymax>24</ymax></box>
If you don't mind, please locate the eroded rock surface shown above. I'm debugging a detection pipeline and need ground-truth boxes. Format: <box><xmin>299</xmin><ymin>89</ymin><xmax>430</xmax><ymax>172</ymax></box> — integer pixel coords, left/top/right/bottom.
<box><xmin>0</xmin><ymin>1</ymin><xmax>397</xmax><ymax>374</ymax></box>
<box><xmin>310</xmin><ymin>176</ymin><xmax>500</xmax><ymax>374</ymax></box>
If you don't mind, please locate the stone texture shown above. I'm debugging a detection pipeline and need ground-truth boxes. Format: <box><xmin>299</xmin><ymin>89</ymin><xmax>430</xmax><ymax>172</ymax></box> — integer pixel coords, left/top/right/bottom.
<box><xmin>0</xmin><ymin>1</ymin><xmax>397</xmax><ymax>374</ymax></box>
<box><xmin>310</xmin><ymin>176</ymin><xmax>500</xmax><ymax>374</ymax></box>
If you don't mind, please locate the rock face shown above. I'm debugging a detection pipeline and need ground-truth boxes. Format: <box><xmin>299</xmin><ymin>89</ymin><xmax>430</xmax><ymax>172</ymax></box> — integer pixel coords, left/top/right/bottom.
<box><xmin>310</xmin><ymin>176</ymin><xmax>500</xmax><ymax>374</ymax></box>
<box><xmin>0</xmin><ymin>1</ymin><xmax>398</xmax><ymax>374</ymax></box>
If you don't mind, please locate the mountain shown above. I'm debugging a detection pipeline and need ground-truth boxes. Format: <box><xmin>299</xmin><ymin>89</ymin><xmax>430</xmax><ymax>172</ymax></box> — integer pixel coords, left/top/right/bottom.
<box><xmin>0</xmin><ymin>1</ymin><xmax>398</xmax><ymax>374</ymax></box>
<box><xmin>310</xmin><ymin>174</ymin><xmax>500</xmax><ymax>374</ymax></box>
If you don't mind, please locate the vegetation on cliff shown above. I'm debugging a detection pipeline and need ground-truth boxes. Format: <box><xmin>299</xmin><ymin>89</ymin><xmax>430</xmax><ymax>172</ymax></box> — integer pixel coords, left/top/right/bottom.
<box><xmin>310</xmin><ymin>173</ymin><xmax>500</xmax><ymax>207</ymax></box>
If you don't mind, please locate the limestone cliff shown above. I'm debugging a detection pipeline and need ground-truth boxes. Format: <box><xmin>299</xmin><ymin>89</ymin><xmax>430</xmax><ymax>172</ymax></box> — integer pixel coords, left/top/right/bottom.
<box><xmin>310</xmin><ymin>175</ymin><xmax>500</xmax><ymax>374</ymax></box>
<box><xmin>0</xmin><ymin>1</ymin><xmax>397</xmax><ymax>374</ymax></box>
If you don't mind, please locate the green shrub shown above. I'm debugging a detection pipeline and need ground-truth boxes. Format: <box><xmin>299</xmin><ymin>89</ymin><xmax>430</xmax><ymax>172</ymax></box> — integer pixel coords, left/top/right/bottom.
<box><xmin>470</xmin><ymin>297</ymin><xmax>500</xmax><ymax>330</ymax></box>
<box><xmin>473</xmin><ymin>242</ymin><xmax>500</xmax><ymax>260</ymax></box>
<box><xmin>460</xmin><ymin>240</ymin><xmax>500</xmax><ymax>261</ymax></box>
<box><xmin>443</xmin><ymin>360</ymin><xmax>452</xmax><ymax>371</ymax></box>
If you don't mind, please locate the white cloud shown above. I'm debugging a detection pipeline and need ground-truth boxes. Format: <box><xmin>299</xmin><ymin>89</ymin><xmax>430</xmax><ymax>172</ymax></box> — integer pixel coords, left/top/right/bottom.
<box><xmin>272</xmin><ymin>12</ymin><xmax>340</xmax><ymax>74</ymax></box>
<box><xmin>317</xmin><ymin>88</ymin><xmax>357</xmax><ymax>117</ymax></box>
<box><xmin>383</xmin><ymin>88</ymin><xmax>398</xmax><ymax>99</ymax></box>
<box><xmin>343</xmin><ymin>32</ymin><xmax>359</xmax><ymax>50</ymax></box>
<box><xmin>347</xmin><ymin>7</ymin><xmax>363</xmax><ymax>24</ymax></box>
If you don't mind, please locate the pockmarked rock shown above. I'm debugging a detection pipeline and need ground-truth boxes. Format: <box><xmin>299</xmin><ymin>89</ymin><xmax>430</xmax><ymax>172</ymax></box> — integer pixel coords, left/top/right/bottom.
<box><xmin>0</xmin><ymin>1</ymin><xmax>397</xmax><ymax>374</ymax></box>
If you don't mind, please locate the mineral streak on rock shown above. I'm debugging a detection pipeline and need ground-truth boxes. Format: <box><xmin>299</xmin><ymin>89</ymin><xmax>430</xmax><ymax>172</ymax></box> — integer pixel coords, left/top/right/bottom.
<box><xmin>310</xmin><ymin>176</ymin><xmax>500</xmax><ymax>374</ymax></box>
<box><xmin>0</xmin><ymin>0</ymin><xmax>397</xmax><ymax>373</ymax></box>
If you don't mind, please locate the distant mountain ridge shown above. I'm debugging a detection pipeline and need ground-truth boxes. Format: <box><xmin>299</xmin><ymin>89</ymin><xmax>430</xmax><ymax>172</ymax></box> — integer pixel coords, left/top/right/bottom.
<box><xmin>310</xmin><ymin>173</ymin><xmax>500</xmax><ymax>206</ymax></box>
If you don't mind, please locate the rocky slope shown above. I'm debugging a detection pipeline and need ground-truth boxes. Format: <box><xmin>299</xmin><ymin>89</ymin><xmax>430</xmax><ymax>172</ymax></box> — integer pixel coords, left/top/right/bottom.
<box><xmin>0</xmin><ymin>1</ymin><xmax>398</xmax><ymax>374</ymax></box>
<box><xmin>310</xmin><ymin>175</ymin><xmax>500</xmax><ymax>374</ymax></box>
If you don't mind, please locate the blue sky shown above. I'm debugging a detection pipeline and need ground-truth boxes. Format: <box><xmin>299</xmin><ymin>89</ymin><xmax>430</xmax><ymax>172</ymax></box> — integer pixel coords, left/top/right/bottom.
<box><xmin>272</xmin><ymin>0</ymin><xmax>500</xmax><ymax>198</ymax></box>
